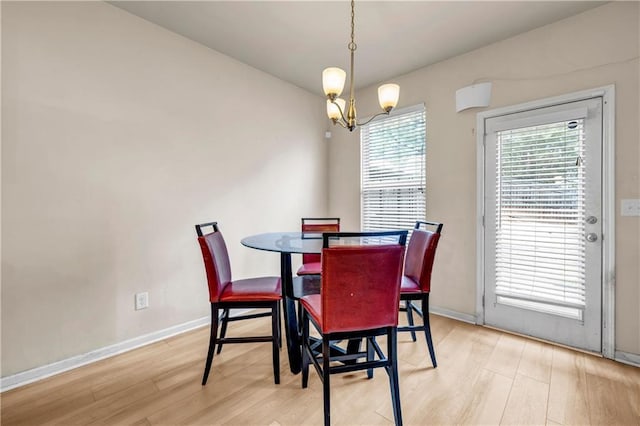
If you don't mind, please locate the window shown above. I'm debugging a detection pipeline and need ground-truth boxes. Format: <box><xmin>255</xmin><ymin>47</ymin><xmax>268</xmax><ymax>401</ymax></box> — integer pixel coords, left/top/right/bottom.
<box><xmin>361</xmin><ymin>104</ymin><xmax>426</xmax><ymax>231</ymax></box>
<box><xmin>494</xmin><ymin>116</ymin><xmax>587</xmax><ymax>319</ymax></box>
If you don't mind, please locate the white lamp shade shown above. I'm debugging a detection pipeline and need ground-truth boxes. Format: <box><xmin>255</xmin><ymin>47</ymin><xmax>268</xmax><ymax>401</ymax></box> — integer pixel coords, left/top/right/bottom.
<box><xmin>322</xmin><ymin>67</ymin><xmax>346</xmax><ymax>97</ymax></box>
<box><xmin>378</xmin><ymin>83</ymin><xmax>400</xmax><ymax>111</ymax></box>
<box><xmin>327</xmin><ymin>98</ymin><xmax>346</xmax><ymax>120</ymax></box>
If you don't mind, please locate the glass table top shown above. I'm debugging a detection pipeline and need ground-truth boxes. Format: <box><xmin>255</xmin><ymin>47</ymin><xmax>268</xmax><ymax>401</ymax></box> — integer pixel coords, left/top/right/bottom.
<box><xmin>241</xmin><ymin>232</ymin><xmax>323</xmax><ymax>254</ymax></box>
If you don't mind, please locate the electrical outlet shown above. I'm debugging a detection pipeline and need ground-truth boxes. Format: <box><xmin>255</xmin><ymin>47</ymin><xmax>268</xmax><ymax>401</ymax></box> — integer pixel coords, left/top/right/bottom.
<box><xmin>621</xmin><ymin>199</ymin><xmax>640</xmax><ymax>217</ymax></box>
<box><xmin>135</xmin><ymin>292</ymin><xmax>149</xmax><ymax>310</ymax></box>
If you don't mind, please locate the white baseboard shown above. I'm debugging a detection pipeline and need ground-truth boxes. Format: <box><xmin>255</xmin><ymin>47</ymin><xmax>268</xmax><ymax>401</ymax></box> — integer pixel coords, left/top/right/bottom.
<box><xmin>615</xmin><ymin>350</ymin><xmax>640</xmax><ymax>368</ymax></box>
<box><xmin>1</xmin><ymin>316</ymin><xmax>209</xmax><ymax>392</ymax></box>
<box><xmin>430</xmin><ymin>305</ymin><xmax>477</xmax><ymax>324</ymax></box>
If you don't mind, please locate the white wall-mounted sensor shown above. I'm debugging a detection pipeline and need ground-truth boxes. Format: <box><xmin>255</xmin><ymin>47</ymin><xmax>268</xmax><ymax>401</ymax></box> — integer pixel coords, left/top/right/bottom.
<box><xmin>455</xmin><ymin>82</ymin><xmax>492</xmax><ymax>112</ymax></box>
<box><xmin>325</xmin><ymin>131</ymin><xmax>332</xmax><ymax>139</ymax></box>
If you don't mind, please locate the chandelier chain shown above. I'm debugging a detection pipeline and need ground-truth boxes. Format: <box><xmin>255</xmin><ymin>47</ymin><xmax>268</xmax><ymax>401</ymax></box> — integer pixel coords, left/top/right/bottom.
<box><xmin>349</xmin><ymin>0</ymin><xmax>357</xmax><ymax>52</ymax></box>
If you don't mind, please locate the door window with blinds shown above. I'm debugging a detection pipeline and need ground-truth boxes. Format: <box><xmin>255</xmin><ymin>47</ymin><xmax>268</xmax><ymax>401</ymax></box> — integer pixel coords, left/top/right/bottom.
<box><xmin>483</xmin><ymin>97</ymin><xmax>603</xmax><ymax>353</ymax></box>
<box><xmin>361</xmin><ymin>104</ymin><xmax>426</xmax><ymax>231</ymax></box>
<box><xmin>495</xmin><ymin>117</ymin><xmax>587</xmax><ymax>320</ymax></box>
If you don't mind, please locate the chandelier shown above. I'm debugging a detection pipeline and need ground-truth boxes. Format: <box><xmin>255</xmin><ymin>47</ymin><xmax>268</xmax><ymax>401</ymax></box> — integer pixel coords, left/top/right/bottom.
<box><xmin>322</xmin><ymin>0</ymin><xmax>400</xmax><ymax>132</ymax></box>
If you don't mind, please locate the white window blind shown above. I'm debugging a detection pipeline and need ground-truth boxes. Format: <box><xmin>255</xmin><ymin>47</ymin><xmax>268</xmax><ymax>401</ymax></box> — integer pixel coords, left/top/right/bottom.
<box><xmin>361</xmin><ymin>105</ymin><xmax>426</xmax><ymax>231</ymax></box>
<box><xmin>495</xmin><ymin>118</ymin><xmax>586</xmax><ymax>318</ymax></box>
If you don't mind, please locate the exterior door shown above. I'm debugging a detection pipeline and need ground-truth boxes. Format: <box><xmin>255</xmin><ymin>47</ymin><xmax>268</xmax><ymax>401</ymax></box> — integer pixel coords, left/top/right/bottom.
<box><xmin>483</xmin><ymin>97</ymin><xmax>603</xmax><ymax>353</ymax></box>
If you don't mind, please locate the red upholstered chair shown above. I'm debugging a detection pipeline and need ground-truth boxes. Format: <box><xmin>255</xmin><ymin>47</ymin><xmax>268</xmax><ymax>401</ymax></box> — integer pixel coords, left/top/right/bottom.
<box><xmin>399</xmin><ymin>220</ymin><xmax>443</xmax><ymax>368</ymax></box>
<box><xmin>296</xmin><ymin>217</ymin><xmax>340</xmax><ymax>276</ymax></box>
<box><xmin>195</xmin><ymin>221</ymin><xmax>282</xmax><ymax>385</ymax></box>
<box><xmin>300</xmin><ymin>230</ymin><xmax>408</xmax><ymax>426</ymax></box>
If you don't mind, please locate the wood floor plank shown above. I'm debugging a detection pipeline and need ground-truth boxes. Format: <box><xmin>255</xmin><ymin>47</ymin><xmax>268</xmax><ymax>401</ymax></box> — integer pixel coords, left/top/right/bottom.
<box><xmin>584</xmin><ymin>353</ymin><xmax>640</xmax><ymax>421</ymax></box>
<box><xmin>581</xmin><ymin>354</ymin><xmax>640</xmax><ymax>425</ymax></box>
<box><xmin>456</xmin><ymin>368</ymin><xmax>512</xmax><ymax>425</ymax></box>
<box><xmin>0</xmin><ymin>340</ymin><xmax>172</xmax><ymax>411</ymax></box>
<box><xmin>500</xmin><ymin>373</ymin><xmax>549</xmax><ymax>425</ymax></box>
<box><xmin>2</xmin><ymin>387</ymin><xmax>96</xmax><ymax>426</ymax></box>
<box><xmin>90</xmin><ymin>348</ymin><xmax>201</xmax><ymax>401</ymax></box>
<box><xmin>251</xmin><ymin>375</ymin><xmax>324</xmax><ymax>426</ymax></box>
<box><xmin>2</xmin><ymin>314</ymin><xmax>638</xmax><ymax>426</ymax></box>
<box><xmin>517</xmin><ymin>339</ymin><xmax>553</xmax><ymax>384</ymax></box>
<box><xmin>624</xmin><ymin>363</ymin><xmax>640</xmax><ymax>418</ymax></box>
<box><xmin>332</xmin><ymin>373</ymin><xmax>399</xmax><ymax>424</ymax></box>
<box><xmin>270</xmin><ymin>380</ymin><xmax>325</xmax><ymax>426</ymax></box>
<box><xmin>172</xmin><ymin>374</ymin><xmax>284</xmax><ymax>425</ymax></box>
<box><xmin>94</xmin><ymin>380</ymin><xmax>204</xmax><ymax>425</ymax></box>
<box><xmin>396</xmin><ymin>312</ymin><xmax>456</xmax><ymax>368</ymax></box>
<box><xmin>401</xmin><ymin>322</ymin><xmax>500</xmax><ymax>425</ymax></box>
<box><xmin>485</xmin><ymin>332</ymin><xmax>526</xmax><ymax>379</ymax></box>
<box><xmin>152</xmin><ymin>358</ymin><xmax>202</xmax><ymax>390</ymax></box>
<box><xmin>44</xmin><ymin>379</ymin><xmax>158</xmax><ymax>425</ymax></box>
<box><xmin>547</xmin><ymin>346</ymin><xmax>590</xmax><ymax>425</ymax></box>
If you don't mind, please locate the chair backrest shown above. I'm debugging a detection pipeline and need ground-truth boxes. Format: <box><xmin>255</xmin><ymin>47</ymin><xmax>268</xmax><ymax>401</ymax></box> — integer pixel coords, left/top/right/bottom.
<box><xmin>301</xmin><ymin>217</ymin><xmax>340</xmax><ymax>265</ymax></box>
<box><xmin>404</xmin><ymin>221</ymin><xmax>443</xmax><ymax>292</ymax></box>
<box><xmin>195</xmin><ymin>222</ymin><xmax>232</xmax><ymax>302</ymax></box>
<box><xmin>320</xmin><ymin>230</ymin><xmax>407</xmax><ymax>333</ymax></box>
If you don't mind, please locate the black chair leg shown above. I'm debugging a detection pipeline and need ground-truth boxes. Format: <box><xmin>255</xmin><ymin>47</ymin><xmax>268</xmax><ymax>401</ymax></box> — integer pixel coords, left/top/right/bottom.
<box><xmin>301</xmin><ymin>310</ymin><xmax>310</xmax><ymax>389</ymax></box>
<box><xmin>387</xmin><ymin>328</ymin><xmax>403</xmax><ymax>426</ymax></box>
<box><xmin>271</xmin><ymin>302</ymin><xmax>280</xmax><ymax>384</ymax></box>
<box><xmin>421</xmin><ymin>294</ymin><xmax>437</xmax><ymax>368</ymax></box>
<box><xmin>322</xmin><ymin>337</ymin><xmax>331</xmax><ymax>426</ymax></box>
<box><xmin>297</xmin><ymin>300</ymin><xmax>303</xmax><ymax>334</ymax></box>
<box><xmin>345</xmin><ymin>339</ymin><xmax>362</xmax><ymax>365</ymax></box>
<box><xmin>277</xmin><ymin>301</ymin><xmax>282</xmax><ymax>348</ymax></box>
<box><xmin>202</xmin><ymin>304</ymin><xmax>219</xmax><ymax>385</ymax></box>
<box><xmin>405</xmin><ymin>300</ymin><xmax>417</xmax><ymax>342</ymax></box>
<box><xmin>216</xmin><ymin>308</ymin><xmax>229</xmax><ymax>354</ymax></box>
<box><xmin>367</xmin><ymin>337</ymin><xmax>374</xmax><ymax>379</ymax></box>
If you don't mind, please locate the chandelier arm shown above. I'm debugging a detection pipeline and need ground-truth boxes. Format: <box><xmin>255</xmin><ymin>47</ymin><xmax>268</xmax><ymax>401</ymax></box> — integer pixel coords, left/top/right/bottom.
<box><xmin>356</xmin><ymin>110</ymin><xmax>391</xmax><ymax>127</ymax></box>
<box><xmin>333</xmin><ymin>119</ymin><xmax>348</xmax><ymax>129</ymax></box>
<box><xmin>330</xmin><ymin>98</ymin><xmax>350</xmax><ymax>126</ymax></box>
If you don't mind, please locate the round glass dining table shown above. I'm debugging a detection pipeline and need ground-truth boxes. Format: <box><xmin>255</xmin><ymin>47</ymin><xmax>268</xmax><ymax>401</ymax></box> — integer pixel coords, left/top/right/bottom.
<box><xmin>241</xmin><ymin>232</ymin><xmax>323</xmax><ymax>374</ymax></box>
<box><xmin>242</xmin><ymin>232</ymin><xmax>323</xmax><ymax>256</ymax></box>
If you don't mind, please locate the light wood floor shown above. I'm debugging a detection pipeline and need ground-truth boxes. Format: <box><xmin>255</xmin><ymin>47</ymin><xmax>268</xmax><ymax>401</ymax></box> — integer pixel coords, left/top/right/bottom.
<box><xmin>2</xmin><ymin>314</ymin><xmax>639</xmax><ymax>425</ymax></box>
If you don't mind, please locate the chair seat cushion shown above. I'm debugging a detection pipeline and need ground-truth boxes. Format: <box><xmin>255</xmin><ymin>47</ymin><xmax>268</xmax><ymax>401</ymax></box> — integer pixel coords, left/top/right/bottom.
<box><xmin>300</xmin><ymin>294</ymin><xmax>323</xmax><ymax>330</ymax></box>
<box><xmin>219</xmin><ymin>277</ymin><xmax>281</xmax><ymax>302</ymax></box>
<box><xmin>400</xmin><ymin>275</ymin><xmax>422</xmax><ymax>294</ymax></box>
<box><xmin>296</xmin><ymin>262</ymin><xmax>322</xmax><ymax>276</ymax></box>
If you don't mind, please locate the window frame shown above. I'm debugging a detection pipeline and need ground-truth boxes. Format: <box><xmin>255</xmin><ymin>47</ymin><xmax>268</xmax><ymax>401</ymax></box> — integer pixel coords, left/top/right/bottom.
<box><xmin>360</xmin><ymin>103</ymin><xmax>426</xmax><ymax>232</ymax></box>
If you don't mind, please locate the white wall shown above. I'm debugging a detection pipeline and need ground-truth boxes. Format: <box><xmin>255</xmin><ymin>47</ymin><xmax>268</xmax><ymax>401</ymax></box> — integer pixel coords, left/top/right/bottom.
<box><xmin>329</xmin><ymin>2</ymin><xmax>640</xmax><ymax>355</ymax></box>
<box><xmin>1</xmin><ymin>1</ymin><xmax>327</xmax><ymax>376</ymax></box>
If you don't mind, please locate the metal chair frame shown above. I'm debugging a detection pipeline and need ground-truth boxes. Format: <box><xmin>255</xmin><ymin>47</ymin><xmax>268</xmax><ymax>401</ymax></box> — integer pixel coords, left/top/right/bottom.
<box><xmin>398</xmin><ymin>220</ymin><xmax>443</xmax><ymax>368</ymax></box>
<box><xmin>301</xmin><ymin>230</ymin><xmax>407</xmax><ymax>426</ymax></box>
<box><xmin>196</xmin><ymin>221</ymin><xmax>281</xmax><ymax>385</ymax></box>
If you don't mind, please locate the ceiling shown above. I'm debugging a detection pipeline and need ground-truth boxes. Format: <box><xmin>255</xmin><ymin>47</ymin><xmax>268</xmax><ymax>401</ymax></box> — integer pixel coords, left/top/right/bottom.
<box><xmin>110</xmin><ymin>1</ymin><xmax>605</xmax><ymax>95</ymax></box>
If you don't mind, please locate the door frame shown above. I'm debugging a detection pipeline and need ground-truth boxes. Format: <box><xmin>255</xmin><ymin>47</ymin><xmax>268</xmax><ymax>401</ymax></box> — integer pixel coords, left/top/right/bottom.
<box><xmin>475</xmin><ymin>85</ymin><xmax>616</xmax><ymax>358</ymax></box>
